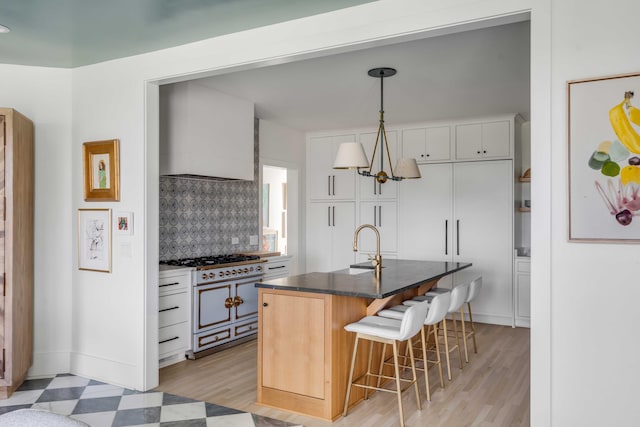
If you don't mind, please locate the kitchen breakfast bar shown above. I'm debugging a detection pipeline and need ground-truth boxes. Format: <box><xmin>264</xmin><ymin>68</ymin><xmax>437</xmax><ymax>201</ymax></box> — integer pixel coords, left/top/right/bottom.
<box><xmin>255</xmin><ymin>259</ymin><xmax>471</xmax><ymax>421</ymax></box>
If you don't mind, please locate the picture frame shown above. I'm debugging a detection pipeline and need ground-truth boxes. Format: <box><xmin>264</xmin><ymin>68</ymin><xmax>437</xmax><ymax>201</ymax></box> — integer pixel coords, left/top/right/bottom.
<box><xmin>78</xmin><ymin>208</ymin><xmax>112</xmax><ymax>272</ymax></box>
<box><xmin>262</xmin><ymin>228</ymin><xmax>278</xmax><ymax>252</ymax></box>
<box><xmin>568</xmin><ymin>72</ymin><xmax>640</xmax><ymax>242</ymax></box>
<box><xmin>83</xmin><ymin>139</ymin><xmax>120</xmax><ymax>201</ymax></box>
<box><xmin>115</xmin><ymin>211</ymin><xmax>133</xmax><ymax>236</ymax></box>
<box><xmin>262</xmin><ymin>183</ymin><xmax>270</xmax><ymax>227</ymax></box>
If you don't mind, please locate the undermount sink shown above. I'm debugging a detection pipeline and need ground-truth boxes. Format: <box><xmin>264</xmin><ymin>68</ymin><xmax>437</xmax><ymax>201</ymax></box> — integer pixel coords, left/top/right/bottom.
<box><xmin>347</xmin><ymin>268</ymin><xmax>372</xmax><ymax>275</ymax></box>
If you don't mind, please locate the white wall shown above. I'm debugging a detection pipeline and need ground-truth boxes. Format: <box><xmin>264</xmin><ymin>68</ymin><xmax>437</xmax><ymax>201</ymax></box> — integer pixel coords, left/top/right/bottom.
<box><xmin>0</xmin><ymin>64</ymin><xmax>73</xmax><ymax>376</ymax></box>
<box><xmin>16</xmin><ymin>0</ymin><xmax>640</xmax><ymax>425</ymax></box>
<box><xmin>548</xmin><ymin>0</ymin><xmax>640</xmax><ymax>424</ymax></box>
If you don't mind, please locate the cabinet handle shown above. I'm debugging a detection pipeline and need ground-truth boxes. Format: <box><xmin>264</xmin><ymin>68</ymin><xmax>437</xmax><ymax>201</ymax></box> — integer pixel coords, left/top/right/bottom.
<box><xmin>332</xmin><ymin>175</ymin><xmax>336</xmax><ymax>196</ymax></box>
<box><xmin>233</xmin><ymin>296</ymin><xmax>244</xmax><ymax>307</ymax></box>
<box><xmin>378</xmin><ymin>206</ymin><xmax>382</xmax><ymax>227</ymax></box>
<box><xmin>373</xmin><ymin>206</ymin><xmax>377</xmax><ymax>226</ymax></box>
<box><xmin>328</xmin><ymin>176</ymin><xmax>331</xmax><ymax>196</ymax></box>
<box><xmin>456</xmin><ymin>219</ymin><xmax>460</xmax><ymax>256</ymax></box>
<box><xmin>373</xmin><ymin>179</ymin><xmax>377</xmax><ymax>195</ymax></box>
<box><xmin>268</xmin><ymin>265</ymin><xmax>285</xmax><ymax>270</ymax></box>
<box><xmin>327</xmin><ymin>206</ymin><xmax>331</xmax><ymax>227</ymax></box>
<box><xmin>445</xmin><ymin>220</ymin><xmax>448</xmax><ymax>255</ymax></box>
<box><xmin>159</xmin><ymin>306</ymin><xmax>179</xmax><ymax>312</ymax></box>
<box><xmin>159</xmin><ymin>282</ymin><xmax>179</xmax><ymax>287</ymax></box>
<box><xmin>224</xmin><ymin>297</ymin><xmax>234</xmax><ymax>309</ymax></box>
<box><xmin>159</xmin><ymin>336</ymin><xmax>179</xmax><ymax>344</ymax></box>
<box><xmin>263</xmin><ymin>302</ymin><xmax>268</xmax><ymax>307</ymax></box>
<box><xmin>426</xmin><ymin>153</ymin><xmax>430</xmax><ymax>157</ymax></box>
<box><xmin>483</xmin><ymin>150</ymin><xmax>487</xmax><ymax>154</ymax></box>
<box><xmin>332</xmin><ymin>206</ymin><xmax>336</xmax><ymax>226</ymax></box>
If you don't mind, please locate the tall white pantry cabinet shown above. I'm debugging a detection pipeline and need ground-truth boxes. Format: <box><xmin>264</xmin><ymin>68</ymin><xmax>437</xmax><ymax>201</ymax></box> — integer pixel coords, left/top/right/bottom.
<box><xmin>306</xmin><ymin>114</ymin><xmax>523</xmax><ymax>326</ymax></box>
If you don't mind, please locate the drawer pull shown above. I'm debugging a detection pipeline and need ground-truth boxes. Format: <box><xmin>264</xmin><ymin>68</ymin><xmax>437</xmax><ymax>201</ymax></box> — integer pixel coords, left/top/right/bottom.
<box><xmin>159</xmin><ymin>336</ymin><xmax>179</xmax><ymax>344</ymax></box>
<box><xmin>159</xmin><ymin>282</ymin><xmax>180</xmax><ymax>287</ymax></box>
<box><xmin>268</xmin><ymin>265</ymin><xmax>285</xmax><ymax>270</ymax></box>
<box><xmin>159</xmin><ymin>306</ymin><xmax>179</xmax><ymax>312</ymax></box>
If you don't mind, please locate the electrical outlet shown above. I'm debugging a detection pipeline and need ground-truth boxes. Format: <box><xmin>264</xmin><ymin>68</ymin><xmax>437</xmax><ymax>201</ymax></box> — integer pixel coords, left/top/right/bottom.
<box><xmin>231</xmin><ymin>237</ymin><xmax>239</xmax><ymax>245</ymax></box>
<box><xmin>249</xmin><ymin>235</ymin><xmax>258</xmax><ymax>245</ymax></box>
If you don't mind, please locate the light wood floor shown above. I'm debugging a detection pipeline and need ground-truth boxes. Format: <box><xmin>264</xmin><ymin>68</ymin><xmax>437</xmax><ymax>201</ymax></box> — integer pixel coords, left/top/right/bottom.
<box><xmin>156</xmin><ymin>323</ymin><xmax>530</xmax><ymax>427</ymax></box>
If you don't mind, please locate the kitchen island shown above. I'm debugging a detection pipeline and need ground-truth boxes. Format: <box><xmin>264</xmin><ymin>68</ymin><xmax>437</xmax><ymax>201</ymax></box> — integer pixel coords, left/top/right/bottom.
<box><xmin>255</xmin><ymin>259</ymin><xmax>471</xmax><ymax>420</ymax></box>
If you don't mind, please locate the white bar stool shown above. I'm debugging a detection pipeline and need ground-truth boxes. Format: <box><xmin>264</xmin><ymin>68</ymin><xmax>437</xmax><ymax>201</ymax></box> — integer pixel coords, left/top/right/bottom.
<box><xmin>462</xmin><ymin>276</ymin><xmax>483</xmax><ymax>356</ymax></box>
<box><xmin>342</xmin><ymin>300</ymin><xmax>430</xmax><ymax>427</ymax></box>
<box><xmin>405</xmin><ymin>282</ymin><xmax>469</xmax><ymax>380</ymax></box>
<box><xmin>377</xmin><ymin>292</ymin><xmax>451</xmax><ymax>401</ymax></box>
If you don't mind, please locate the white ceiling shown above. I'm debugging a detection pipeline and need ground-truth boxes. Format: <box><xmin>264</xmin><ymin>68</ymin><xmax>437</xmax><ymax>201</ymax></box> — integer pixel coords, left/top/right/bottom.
<box><xmin>0</xmin><ymin>1</ymin><xmax>530</xmax><ymax>132</ymax></box>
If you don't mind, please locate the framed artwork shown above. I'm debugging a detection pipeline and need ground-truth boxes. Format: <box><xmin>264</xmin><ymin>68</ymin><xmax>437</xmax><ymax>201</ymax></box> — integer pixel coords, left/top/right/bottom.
<box><xmin>568</xmin><ymin>72</ymin><xmax>640</xmax><ymax>242</ymax></box>
<box><xmin>78</xmin><ymin>208</ymin><xmax>112</xmax><ymax>272</ymax></box>
<box><xmin>262</xmin><ymin>183</ymin><xmax>269</xmax><ymax>227</ymax></box>
<box><xmin>262</xmin><ymin>229</ymin><xmax>278</xmax><ymax>252</ymax></box>
<box><xmin>115</xmin><ymin>211</ymin><xmax>133</xmax><ymax>236</ymax></box>
<box><xmin>83</xmin><ymin>139</ymin><xmax>120</xmax><ymax>201</ymax></box>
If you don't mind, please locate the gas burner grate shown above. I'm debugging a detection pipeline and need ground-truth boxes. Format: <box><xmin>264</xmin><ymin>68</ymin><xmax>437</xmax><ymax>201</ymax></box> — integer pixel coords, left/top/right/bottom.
<box><xmin>161</xmin><ymin>254</ymin><xmax>260</xmax><ymax>268</ymax></box>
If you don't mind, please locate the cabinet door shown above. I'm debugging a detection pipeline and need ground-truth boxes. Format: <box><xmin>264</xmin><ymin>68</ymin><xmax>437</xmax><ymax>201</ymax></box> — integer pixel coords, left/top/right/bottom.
<box><xmin>261</xmin><ymin>292</ymin><xmax>326</xmax><ymax>399</ymax></box>
<box><xmin>455</xmin><ymin>121</ymin><xmax>511</xmax><ymax>160</ymax></box>
<box><xmin>358</xmin><ymin>131</ymin><xmax>397</xmax><ymax>199</ymax></box>
<box><xmin>235</xmin><ymin>281</ymin><xmax>258</xmax><ymax>320</ymax></box>
<box><xmin>308</xmin><ymin>135</ymin><xmax>356</xmax><ymax>200</ymax></box>
<box><xmin>331</xmin><ymin>203</ymin><xmax>356</xmax><ymax>271</ymax></box>
<box><xmin>398</xmin><ymin>163</ymin><xmax>453</xmax><ymax>261</ymax></box>
<box><xmin>453</xmin><ymin>160</ymin><xmax>513</xmax><ymax>323</ymax></box>
<box><xmin>307</xmin><ymin>203</ymin><xmax>335</xmax><ymax>272</ymax></box>
<box><xmin>403</xmin><ymin>126</ymin><xmax>451</xmax><ymax>162</ymax></box>
<box><xmin>358</xmin><ymin>201</ymin><xmax>397</xmax><ymax>253</ymax></box>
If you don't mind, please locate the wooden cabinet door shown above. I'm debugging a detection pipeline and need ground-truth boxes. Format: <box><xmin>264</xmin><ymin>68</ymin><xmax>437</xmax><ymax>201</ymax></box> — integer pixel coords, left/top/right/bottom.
<box><xmin>261</xmin><ymin>292</ymin><xmax>326</xmax><ymax>399</ymax></box>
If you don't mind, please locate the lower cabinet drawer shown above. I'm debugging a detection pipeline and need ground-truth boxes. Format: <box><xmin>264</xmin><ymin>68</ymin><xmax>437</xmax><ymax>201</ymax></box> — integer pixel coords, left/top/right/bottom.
<box><xmin>159</xmin><ymin>322</ymin><xmax>189</xmax><ymax>355</ymax></box>
<box><xmin>195</xmin><ymin>326</ymin><xmax>233</xmax><ymax>351</ymax></box>
<box><xmin>159</xmin><ymin>292</ymin><xmax>189</xmax><ymax>328</ymax></box>
<box><xmin>235</xmin><ymin>318</ymin><xmax>258</xmax><ymax>337</ymax></box>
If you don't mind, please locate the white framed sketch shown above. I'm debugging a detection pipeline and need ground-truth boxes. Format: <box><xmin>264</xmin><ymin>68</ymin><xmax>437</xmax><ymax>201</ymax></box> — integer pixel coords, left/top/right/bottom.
<box><xmin>78</xmin><ymin>208</ymin><xmax>112</xmax><ymax>272</ymax></box>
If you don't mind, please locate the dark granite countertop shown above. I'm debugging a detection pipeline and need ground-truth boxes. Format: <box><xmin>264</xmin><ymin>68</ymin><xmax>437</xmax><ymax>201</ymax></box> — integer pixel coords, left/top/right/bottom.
<box><xmin>255</xmin><ymin>259</ymin><xmax>472</xmax><ymax>299</ymax></box>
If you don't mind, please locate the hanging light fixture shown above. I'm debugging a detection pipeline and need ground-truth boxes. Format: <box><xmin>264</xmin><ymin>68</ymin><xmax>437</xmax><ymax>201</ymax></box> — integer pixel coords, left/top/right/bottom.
<box><xmin>333</xmin><ymin>67</ymin><xmax>421</xmax><ymax>183</ymax></box>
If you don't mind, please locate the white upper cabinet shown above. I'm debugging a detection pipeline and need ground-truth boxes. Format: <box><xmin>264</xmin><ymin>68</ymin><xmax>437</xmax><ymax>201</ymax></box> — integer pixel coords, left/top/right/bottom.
<box><xmin>455</xmin><ymin>119</ymin><xmax>511</xmax><ymax>160</ymax></box>
<box><xmin>160</xmin><ymin>81</ymin><xmax>254</xmax><ymax>180</ymax></box>
<box><xmin>358</xmin><ymin>130</ymin><xmax>398</xmax><ymax>199</ymax></box>
<box><xmin>402</xmin><ymin>125</ymin><xmax>451</xmax><ymax>163</ymax></box>
<box><xmin>308</xmin><ymin>134</ymin><xmax>357</xmax><ymax>200</ymax></box>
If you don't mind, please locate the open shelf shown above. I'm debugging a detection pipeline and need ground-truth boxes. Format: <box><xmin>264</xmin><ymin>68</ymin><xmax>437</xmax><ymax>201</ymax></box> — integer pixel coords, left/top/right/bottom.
<box><xmin>517</xmin><ymin>207</ymin><xmax>531</xmax><ymax>212</ymax></box>
<box><xmin>518</xmin><ymin>177</ymin><xmax>531</xmax><ymax>182</ymax></box>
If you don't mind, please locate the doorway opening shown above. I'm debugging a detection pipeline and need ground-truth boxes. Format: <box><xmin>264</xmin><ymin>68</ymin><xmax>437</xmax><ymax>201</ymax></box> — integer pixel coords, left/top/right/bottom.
<box><xmin>262</xmin><ymin>165</ymin><xmax>287</xmax><ymax>254</ymax></box>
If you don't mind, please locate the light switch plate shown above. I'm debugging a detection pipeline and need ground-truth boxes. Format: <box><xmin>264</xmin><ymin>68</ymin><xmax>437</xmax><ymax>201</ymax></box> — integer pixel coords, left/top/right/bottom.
<box><xmin>231</xmin><ymin>237</ymin><xmax>239</xmax><ymax>244</ymax></box>
<box><xmin>249</xmin><ymin>235</ymin><xmax>258</xmax><ymax>245</ymax></box>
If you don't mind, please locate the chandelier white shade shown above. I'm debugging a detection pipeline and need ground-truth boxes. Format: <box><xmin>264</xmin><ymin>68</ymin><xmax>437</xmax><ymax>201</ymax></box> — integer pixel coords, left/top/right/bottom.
<box><xmin>333</xmin><ymin>142</ymin><xmax>369</xmax><ymax>169</ymax></box>
<box><xmin>394</xmin><ymin>158</ymin><xmax>421</xmax><ymax>179</ymax></box>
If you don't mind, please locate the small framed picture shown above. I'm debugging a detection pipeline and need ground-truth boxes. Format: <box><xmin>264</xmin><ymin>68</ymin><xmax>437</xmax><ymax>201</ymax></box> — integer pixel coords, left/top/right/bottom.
<box><xmin>78</xmin><ymin>208</ymin><xmax>112</xmax><ymax>272</ymax></box>
<box><xmin>83</xmin><ymin>139</ymin><xmax>120</xmax><ymax>201</ymax></box>
<box><xmin>115</xmin><ymin>211</ymin><xmax>133</xmax><ymax>236</ymax></box>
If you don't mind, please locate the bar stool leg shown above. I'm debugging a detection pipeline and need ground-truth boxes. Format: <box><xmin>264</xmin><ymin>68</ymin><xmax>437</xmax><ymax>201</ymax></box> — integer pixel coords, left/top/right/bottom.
<box><xmin>364</xmin><ymin>340</ymin><xmax>375</xmax><ymax>400</ymax></box>
<box><xmin>451</xmin><ymin>312</ymin><xmax>463</xmax><ymax>370</ymax></box>
<box><xmin>433</xmin><ymin>323</ymin><xmax>444</xmax><ymax>388</ymax></box>
<box><xmin>468</xmin><ymin>302</ymin><xmax>478</xmax><ymax>353</ymax></box>
<box><xmin>420</xmin><ymin>326</ymin><xmax>431</xmax><ymax>401</ymax></box>
<box><xmin>392</xmin><ymin>341</ymin><xmax>406</xmax><ymax>427</ymax></box>
<box><xmin>441</xmin><ymin>319</ymin><xmax>452</xmax><ymax>381</ymax></box>
<box><xmin>376</xmin><ymin>343</ymin><xmax>387</xmax><ymax>389</ymax></box>
<box><xmin>459</xmin><ymin>307</ymin><xmax>469</xmax><ymax>363</ymax></box>
<box><xmin>406</xmin><ymin>338</ymin><xmax>422</xmax><ymax>411</ymax></box>
<box><xmin>343</xmin><ymin>335</ymin><xmax>360</xmax><ymax>417</ymax></box>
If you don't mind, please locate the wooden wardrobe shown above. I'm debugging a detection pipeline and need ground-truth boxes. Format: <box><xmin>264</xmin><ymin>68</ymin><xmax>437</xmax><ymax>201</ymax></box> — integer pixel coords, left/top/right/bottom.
<box><xmin>0</xmin><ymin>108</ymin><xmax>34</xmax><ymax>398</ymax></box>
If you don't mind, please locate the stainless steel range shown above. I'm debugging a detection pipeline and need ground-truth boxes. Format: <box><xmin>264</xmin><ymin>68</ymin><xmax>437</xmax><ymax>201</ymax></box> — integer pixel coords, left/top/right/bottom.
<box><xmin>161</xmin><ymin>254</ymin><xmax>265</xmax><ymax>359</ymax></box>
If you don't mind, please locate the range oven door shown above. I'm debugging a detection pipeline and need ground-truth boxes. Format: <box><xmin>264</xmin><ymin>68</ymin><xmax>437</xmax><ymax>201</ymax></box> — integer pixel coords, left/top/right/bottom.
<box><xmin>193</xmin><ymin>282</ymin><xmax>231</xmax><ymax>334</ymax></box>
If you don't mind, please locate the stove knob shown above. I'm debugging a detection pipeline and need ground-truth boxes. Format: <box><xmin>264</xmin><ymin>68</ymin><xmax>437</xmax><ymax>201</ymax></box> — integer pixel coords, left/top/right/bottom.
<box><xmin>225</xmin><ymin>271</ymin><xmax>230</xmax><ymax>276</ymax></box>
<box><xmin>250</xmin><ymin>266</ymin><xmax>254</xmax><ymax>272</ymax></box>
<box><xmin>219</xmin><ymin>271</ymin><xmax>224</xmax><ymax>277</ymax></box>
<box><xmin>257</xmin><ymin>266</ymin><xmax>263</xmax><ymax>271</ymax></box>
<box><xmin>209</xmin><ymin>272</ymin><xmax>215</xmax><ymax>279</ymax></box>
<box><xmin>201</xmin><ymin>273</ymin><xmax>208</xmax><ymax>280</ymax></box>
<box><xmin>232</xmin><ymin>269</ymin><xmax>237</xmax><ymax>275</ymax></box>
<box><xmin>244</xmin><ymin>268</ymin><xmax>249</xmax><ymax>273</ymax></box>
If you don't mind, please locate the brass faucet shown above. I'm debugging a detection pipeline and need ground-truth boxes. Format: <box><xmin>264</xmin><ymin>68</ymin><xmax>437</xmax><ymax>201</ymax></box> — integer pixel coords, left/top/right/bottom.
<box><xmin>353</xmin><ymin>224</ymin><xmax>382</xmax><ymax>278</ymax></box>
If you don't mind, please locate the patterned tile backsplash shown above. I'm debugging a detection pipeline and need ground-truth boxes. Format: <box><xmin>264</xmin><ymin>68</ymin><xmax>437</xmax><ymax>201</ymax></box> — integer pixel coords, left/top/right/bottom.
<box><xmin>159</xmin><ymin>120</ymin><xmax>260</xmax><ymax>260</ymax></box>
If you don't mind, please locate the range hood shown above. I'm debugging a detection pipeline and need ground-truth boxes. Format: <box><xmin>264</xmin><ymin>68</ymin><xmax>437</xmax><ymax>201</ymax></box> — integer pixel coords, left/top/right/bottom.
<box><xmin>159</xmin><ymin>81</ymin><xmax>255</xmax><ymax>181</ymax></box>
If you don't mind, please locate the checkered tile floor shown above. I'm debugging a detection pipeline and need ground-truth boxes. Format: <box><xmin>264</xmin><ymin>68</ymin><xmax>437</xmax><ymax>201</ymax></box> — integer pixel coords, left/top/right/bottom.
<box><xmin>0</xmin><ymin>374</ymin><xmax>302</xmax><ymax>427</ymax></box>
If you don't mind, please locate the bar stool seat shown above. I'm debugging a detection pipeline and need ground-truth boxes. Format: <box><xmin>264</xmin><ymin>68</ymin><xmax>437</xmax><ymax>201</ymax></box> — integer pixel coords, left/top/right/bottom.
<box><xmin>343</xmin><ymin>300</ymin><xmax>430</xmax><ymax>427</ymax></box>
<box><xmin>377</xmin><ymin>292</ymin><xmax>451</xmax><ymax>401</ymax></box>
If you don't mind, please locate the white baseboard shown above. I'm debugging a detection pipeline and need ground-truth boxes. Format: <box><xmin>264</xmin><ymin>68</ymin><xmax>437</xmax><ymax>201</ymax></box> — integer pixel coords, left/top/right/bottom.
<box><xmin>70</xmin><ymin>352</ymin><xmax>141</xmax><ymax>391</ymax></box>
<box><xmin>27</xmin><ymin>351</ymin><xmax>71</xmax><ymax>379</ymax></box>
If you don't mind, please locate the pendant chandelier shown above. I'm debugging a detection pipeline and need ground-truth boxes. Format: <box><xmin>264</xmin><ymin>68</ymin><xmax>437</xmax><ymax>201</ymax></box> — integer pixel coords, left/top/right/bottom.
<box><xmin>333</xmin><ymin>67</ymin><xmax>421</xmax><ymax>183</ymax></box>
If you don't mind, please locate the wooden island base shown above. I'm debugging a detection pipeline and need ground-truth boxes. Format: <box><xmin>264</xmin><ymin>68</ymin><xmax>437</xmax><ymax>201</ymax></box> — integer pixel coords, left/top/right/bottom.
<box><xmin>257</xmin><ymin>280</ymin><xmax>438</xmax><ymax>421</ymax></box>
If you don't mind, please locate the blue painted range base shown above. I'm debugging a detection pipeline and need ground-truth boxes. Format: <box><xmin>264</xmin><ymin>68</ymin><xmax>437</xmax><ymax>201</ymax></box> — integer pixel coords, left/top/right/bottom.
<box><xmin>0</xmin><ymin>374</ymin><xmax>302</xmax><ymax>427</ymax></box>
